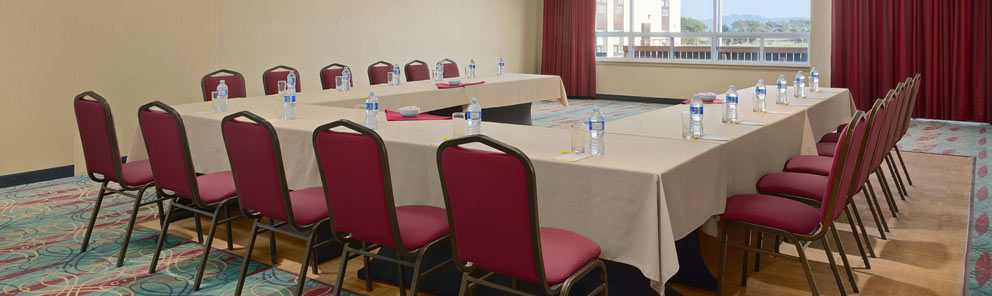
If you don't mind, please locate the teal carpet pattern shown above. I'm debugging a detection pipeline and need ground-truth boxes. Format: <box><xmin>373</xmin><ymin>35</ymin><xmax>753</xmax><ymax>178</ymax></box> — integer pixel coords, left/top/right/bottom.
<box><xmin>531</xmin><ymin>99</ymin><xmax>670</xmax><ymax>128</ymax></box>
<box><xmin>0</xmin><ymin>176</ymin><xmax>357</xmax><ymax>295</ymax></box>
<box><xmin>895</xmin><ymin>119</ymin><xmax>992</xmax><ymax>294</ymax></box>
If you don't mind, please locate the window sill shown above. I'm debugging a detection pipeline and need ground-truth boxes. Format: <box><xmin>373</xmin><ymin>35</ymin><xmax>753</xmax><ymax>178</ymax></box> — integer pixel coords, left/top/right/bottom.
<box><xmin>596</xmin><ymin>60</ymin><xmax>811</xmax><ymax>70</ymax></box>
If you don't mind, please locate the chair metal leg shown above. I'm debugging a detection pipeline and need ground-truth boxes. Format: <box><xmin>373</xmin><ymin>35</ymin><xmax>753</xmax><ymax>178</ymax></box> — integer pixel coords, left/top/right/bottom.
<box><xmin>885</xmin><ymin>154</ymin><xmax>908</xmax><ymax>200</ymax></box>
<box><xmin>875</xmin><ymin>169</ymin><xmax>900</xmax><ymax>215</ymax></box>
<box><xmin>848</xmin><ymin>202</ymin><xmax>876</xmax><ymax>259</ymax></box>
<box><xmin>458</xmin><ymin>271</ymin><xmax>471</xmax><ymax>296</ymax></box>
<box><xmin>842</xmin><ymin>207</ymin><xmax>871</xmax><ymax>268</ymax></box>
<box><xmin>820</xmin><ymin>235</ymin><xmax>847</xmax><ymax>296</ymax></box>
<box><xmin>716</xmin><ymin>223</ymin><xmax>731</xmax><ymax>296</ymax></box>
<box><xmin>193</xmin><ymin>205</ymin><xmax>224</xmax><ymax>291</ymax></box>
<box><xmin>754</xmin><ymin>231</ymin><xmax>763</xmax><ymax>272</ymax></box>
<box><xmin>225</xmin><ymin>204</ymin><xmax>234</xmax><ymax>250</ymax></box>
<box><xmin>155</xmin><ymin>198</ymin><xmax>166</xmax><ymax>226</ymax></box>
<box><xmin>149</xmin><ymin>200</ymin><xmax>177</xmax><ymax>274</ymax></box>
<box><xmin>333</xmin><ymin>245</ymin><xmax>350</xmax><ymax>296</ymax></box>
<box><xmin>396</xmin><ymin>256</ymin><xmax>408</xmax><ymax>296</ymax></box>
<box><xmin>793</xmin><ymin>238</ymin><xmax>819</xmax><ymax>295</ymax></box>
<box><xmin>830</xmin><ymin>226</ymin><xmax>860</xmax><ymax>293</ymax></box>
<box><xmin>741</xmin><ymin>229</ymin><xmax>751</xmax><ymax>287</ymax></box>
<box><xmin>116</xmin><ymin>185</ymin><xmax>149</xmax><ymax>267</ymax></box>
<box><xmin>888</xmin><ymin>152</ymin><xmax>910</xmax><ymax>196</ymax></box>
<box><xmin>294</xmin><ymin>229</ymin><xmax>318</xmax><ymax>296</ymax></box>
<box><xmin>269</xmin><ymin>218</ymin><xmax>278</xmax><ymax>265</ymax></box>
<box><xmin>895</xmin><ymin>148</ymin><xmax>913</xmax><ymax>185</ymax></box>
<box><xmin>234</xmin><ymin>220</ymin><xmax>261</xmax><ymax>296</ymax></box>
<box><xmin>81</xmin><ymin>182</ymin><xmax>109</xmax><ymax>252</ymax></box>
<box><xmin>410</xmin><ymin>251</ymin><xmax>427</xmax><ymax>296</ymax></box>
<box><xmin>362</xmin><ymin>242</ymin><xmax>373</xmax><ymax>291</ymax></box>
<box><xmin>862</xmin><ymin>186</ymin><xmax>889</xmax><ymax>237</ymax></box>
<box><xmin>193</xmin><ymin>212</ymin><xmax>204</xmax><ymax>243</ymax></box>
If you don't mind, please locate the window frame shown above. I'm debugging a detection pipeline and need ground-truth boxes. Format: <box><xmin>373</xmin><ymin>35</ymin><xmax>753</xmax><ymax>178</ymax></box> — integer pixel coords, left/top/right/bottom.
<box><xmin>595</xmin><ymin>0</ymin><xmax>812</xmax><ymax>67</ymax></box>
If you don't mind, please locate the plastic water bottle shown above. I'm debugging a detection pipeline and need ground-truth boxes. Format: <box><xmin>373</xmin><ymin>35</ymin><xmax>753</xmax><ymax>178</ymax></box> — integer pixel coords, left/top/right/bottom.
<box><xmin>341</xmin><ymin>67</ymin><xmax>352</xmax><ymax>91</ymax></box>
<box><xmin>497</xmin><ymin>58</ymin><xmax>505</xmax><ymax>76</ymax></box>
<box><xmin>287</xmin><ymin>71</ymin><xmax>297</xmax><ymax>90</ymax></box>
<box><xmin>754</xmin><ymin>79</ymin><xmax>767</xmax><ymax>113</ymax></box>
<box><xmin>435</xmin><ymin>62</ymin><xmax>445</xmax><ymax>81</ymax></box>
<box><xmin>365</xmin><ymin>91</ymin><xmax>379</xmax><ymax>129</ymax></box>
<box><xmin>469</xmin><ymin>59</ymin><xmax>477</xmax><ymax>78</ymax></box>
<box><xmin>797</xmin><ymin>70</ymin><xmax>807</xmax><ymax>99</ymax></box>
<box><xmin>810</xmin><ymin>67</ymin><xmax>820</xmax><ymax>93</ymax></box>
<box><xmin>690</xmin><ymin>94</ymin><xmax>704</xmax><ymax>138</ymax></box>
<box><xmin>794</xmin><ymin>71</ymin><xmax>804</xmax><ymax>98</ymax></box>
<box><xmin>284</xmin><ymin>83</ymin><xmax>296</xmax><ymax>120</ymax></box>
<box><xmin>392</xmin><ymin>64</ymin><xmax>401</xmax><ymax>85</ymax></box>
<box><xmin>467</xmin><ymin>98</ymin><xmax>482</xmax><ymax>135</ymax></box>
<box><xmin>723</xmin><ymin>85</ymin><xmax>739</xmax><ymax>124</ymax></box>
<box><xmin>589</xmin><ymin>107</ymin><xmax>606</xmax><ymax>156</ymax></box>
<box><xmin>776</xmin><ymin>74</ymin><xmax>788</xmax><ymax>105</ymax></box>
<box><xmin>216</xmin><ymin>80</ymin><xmax>229</xmax><ymax>112</ymax></box>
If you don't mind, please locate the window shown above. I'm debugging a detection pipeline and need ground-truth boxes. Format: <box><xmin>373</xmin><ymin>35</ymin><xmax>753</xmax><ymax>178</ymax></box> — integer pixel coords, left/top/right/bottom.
<box><xmin>595</xmin><ymin>0</ymin><xmax>811</xmax><ymax>66</ymax></box>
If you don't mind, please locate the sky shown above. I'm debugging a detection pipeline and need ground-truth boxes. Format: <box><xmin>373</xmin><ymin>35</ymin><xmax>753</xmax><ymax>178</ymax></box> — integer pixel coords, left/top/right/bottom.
<box><xmin>681</xmin><ymin>0</ymin><xmax>811</xmax><ymax>20</ymax></box>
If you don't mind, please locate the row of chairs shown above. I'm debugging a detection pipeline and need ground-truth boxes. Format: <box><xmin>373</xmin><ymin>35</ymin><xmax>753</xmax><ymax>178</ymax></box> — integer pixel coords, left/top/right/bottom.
<box><xmin>73</xmin><ymin>92</ymin><xmax>608</xmax><ymax>296</ymax></box>
<box><xmin>201</xmin><ymin>59</ymin><xmax>463</xmax><ymax>102</ymax></box>
<box><xmin>717</xmin><ymin>73</ymin><xmax>922</xmax><ymax>295</ymax></box>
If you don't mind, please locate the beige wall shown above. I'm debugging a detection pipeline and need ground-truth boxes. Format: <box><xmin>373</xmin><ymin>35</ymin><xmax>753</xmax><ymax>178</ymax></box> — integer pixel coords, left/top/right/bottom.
<box><xmin>0</xmin><ymin>0</ymin><xmax>542</xmax><ymax>176</ymax></box>
<box><xmin>595</xmin><ymin>0</ymin><xmax>831</xmax><ymax>99</ymax></box>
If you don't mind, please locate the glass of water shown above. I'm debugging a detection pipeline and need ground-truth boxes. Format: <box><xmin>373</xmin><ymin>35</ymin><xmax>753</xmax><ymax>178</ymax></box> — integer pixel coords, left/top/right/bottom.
<box><xmin>571</xmin><ymin>122</ymin><xmax>586</xmax><ymax>154</ymax></box>
<box><xmin>682</xmin><ymin>111</ymin><xmax>692</xmax><ymax>139</ymax></box>
<box><xmin>211</xmin><ymin>91</ymin><xmax>219</xmax><ymax>112</ymax></box>
<box><xmin>451</xmin><ymin>112</ymin><xmax>467</xmax><ymax>138</ymax></box>
<box><xmin>278</xmin><ymin>80</ymin><xmax>287</xmax><ymax>94</ymax></box>
<box><xmin>335</xmin><ymin>76</ymin><xmax>345</xmax><ymax>91</ymax></box>
<box><xmin>387</xmin><ymin>72</ymin><xmax>396</xmax><ymax>86</ymax></box>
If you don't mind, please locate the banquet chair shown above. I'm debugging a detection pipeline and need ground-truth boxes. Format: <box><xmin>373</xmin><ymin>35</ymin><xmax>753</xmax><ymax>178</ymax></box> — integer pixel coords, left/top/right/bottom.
<box><xmin>73</xmin><ymin>91</ymin><xmax>168</xmax><ymax>267</ymax></box>
<box><xmin>262</xmin><ymin>65</ymin><xmax>302</xmax><ymax>95</ymax></box>
<box><xmin>313</xmin><ymin>120</ymin><xmax>452</xmax><ymax>296</ymax></box>
<box><xmin>892</xmin><ymin>74</ymin><xmax>923</xmax><ymax>186</ymax></box>
<box><xmin>319</xmin><ymin>63</ymin><xmax>353</xmax><ymax>90</ymax></box>
<box><xmin>139</xmin><ymin>101</ymin><xmax>242</xmax><ymax>290</ymax></box>
<box><xmin>368</xmin><ymin>61</ymin><xmax>395</xmax><ymax>85</ymax></box>
<box><xmin>437</xmin><ymin>135</ymin><xmax>608</xmax><ymax>296</ymax></box>
<box><xmin>404</xmin><ymin>60</ymin><xmax>431</xmax><ymax>82</ymax></box>
<box><xmin>201</xmin><ymin>69</ymin><xmax>247</xmax><ymax>102</ymax></box>
<box><xmin>717</xmin><ymin>111</ymin><xmax>867</xmax><ymax>296</ymax></box>
<box><xmin>221</xmin><ymin>111</ymin><xmax>331</xmax><ymax>296</ymax></box>
<box><xmin>782</xmin><ymin>99</ymin><xmax>893</xmax><ymax>241</ymax></box>
<box><xmin>439</xmin><ymin>58</ymin><xmax>459</xmax><ymax>78</ymax></box>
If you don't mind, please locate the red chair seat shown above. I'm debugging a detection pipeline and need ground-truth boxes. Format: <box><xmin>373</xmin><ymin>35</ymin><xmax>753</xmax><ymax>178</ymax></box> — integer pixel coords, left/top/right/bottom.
<box><xmin>783</xmin><ymin>155</ymin><xmax>832</xmax><ymax>176</ymax></box>
<box><xmin>539</xmin><ymin>227</ymin><xmax>602</xmax><ymax>285</ymax></box>
<box><xmin>817</xmin><ymin>142</ymin><xmax>837</xmax><ymax>157</ymax></box>
<box><xmin>288</xmin><ymin>187</ymin><xmax>330</xmax><ymax>225</ymax></box>
<box><xmin>756</xmin><ymin>172</ymin><xmax>828</xmax><ymax>203</ymax></box>
<box><xmin>121</xmin><ymin>160</ymin><xmax>154</xmax><ymax>187</ymax></box>
<box><xmin>721</xmin><ymin>194</ymin><xmax>822</xmax><ymax>234</ymax></box>
<box><xmin>819</xmin><ymin>132</ymin><xmax>841</xmax><ymax>143</ymax></box>
<box><xmin>193</xmin><ymin>171</ymin><xmax>237</xmax><ymax>204</ymax></box>
<box><xmin>394</xmin><ymin>205</ymin><xmax>450</xmax><ymax>250</ymax></box>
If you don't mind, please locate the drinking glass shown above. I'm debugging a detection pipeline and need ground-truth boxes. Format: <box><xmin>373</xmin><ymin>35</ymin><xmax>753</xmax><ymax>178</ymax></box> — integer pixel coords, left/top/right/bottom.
<box><xmin>354</xmin><ymin>104</ymin><xmax>366</xmax><ymax>123</ymax></box>
<box><xmin>682</xmin><ymin>111</ymin><xmax>692</xmax><ymax>139</ymax></box>
<box><xmin>211</xmin><ymin>91</ymin><xmax>219</xmax><ymax>112</ymax></box>
<box><xmin>571</xmin><ymin>122</ymin><xmax>586</xmax><ymax>154</ymax></box>
<box><xmin>451</xmin><ymin>112</ymin><xmax>467</xmax><ymax>138</ymax></box>
<box><xmin>335</xmin><ymin>76</ymin><xmax>345</xmax><ymax>91</ymax></box>
<box><xmin>278</xmin><ymin>80</ymin><xmax>287</xmax><ymax>95</ymax></box>
<box><xmin>387</xmin><ymin>72</ymin><xmax>396</xmax><ymax>86</ymax></box>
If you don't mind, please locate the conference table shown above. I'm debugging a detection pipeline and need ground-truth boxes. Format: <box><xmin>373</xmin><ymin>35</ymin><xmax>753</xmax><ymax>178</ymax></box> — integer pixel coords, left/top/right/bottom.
<box><xmin>125</xmin><ymin>73</ymin><xmax>855</xmax><ymax>292</ymax></box>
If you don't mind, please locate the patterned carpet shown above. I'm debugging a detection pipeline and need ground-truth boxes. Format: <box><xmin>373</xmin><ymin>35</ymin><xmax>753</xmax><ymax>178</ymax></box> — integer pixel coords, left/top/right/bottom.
<box><xmin>895</xmin><ymin>119</ymin><xmax>992</xmax><ymax>294</ymax></box>
<box><xmin>0</xmin><ymin>176</ymin><xmax>355</xmax><ymax>296</ymax></box>
<box><xmin>531</xmin><ymin>98</ymin><xmax>671</xmax><ymax>128</ymax></box>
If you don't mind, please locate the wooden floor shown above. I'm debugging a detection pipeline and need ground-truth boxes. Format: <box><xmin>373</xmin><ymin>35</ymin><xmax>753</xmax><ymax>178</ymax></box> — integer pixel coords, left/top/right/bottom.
<box><xmin>140</xmin><ymin>151</ymin><xmax>972</xmax><ymax>296</ymax></box>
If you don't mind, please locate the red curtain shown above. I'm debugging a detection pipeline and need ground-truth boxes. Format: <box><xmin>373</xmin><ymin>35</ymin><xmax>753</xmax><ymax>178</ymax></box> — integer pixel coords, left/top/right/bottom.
<box><xmin>542</xmin><ymin>0</ymin><xmax>596</xmax><ymax>97</ymax></box>
<box><xmin>832</xmin><ymin>0</ymin><xmax>991</xmax><ymax>122</ymax></box>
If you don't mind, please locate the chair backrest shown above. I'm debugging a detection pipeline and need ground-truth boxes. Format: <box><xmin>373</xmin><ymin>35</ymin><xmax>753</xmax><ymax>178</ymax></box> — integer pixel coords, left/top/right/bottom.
<box><xmin>900</xmin><ymin>74</ymin><xmax>922</xmax><ymax>136</ymax></box>
<box><xmin>222</xmin><ymin>111</ymin><xmax>300</xmax><ymax>228</ymax></box>
<box><xmin>313</xmin><ymin>120</ymin><xmax>406</xmax><ymax>251</ymax></box>
<box><xmin>821</xmin><ymin>111</ymin><xmax>867</xmax><ymax>225</ymax></box>
<box><xmin>871</xmin><ymin>90</ymin><xmax>897</xmax><ymax>169</ymax></box>
<box><xmin>73</xmin><ymin>91</ymin><xmax>124</xmax><ymax>184</ymax></box>
<box><xmin>319</xmin><ymin>63</ymin><xmax>353</xmax><ymax>90</ymax></box>
<box><xmin>138</xmin><ymin>101</ymin><xmax>205</xmax><ymax>205</ymax></box>
<box><xmin>437</xmin><ymin>135</ymin><xmax>550</xmax><ymax>287</ymax></box>
<box><xmin>440</xmin><ymin>58</ymin><xmax>459</xmax><ymax>78</ymax></box>
<box><xmin>852</xmin><ymin>99</ymin><xmax>885</xmax><ymax>194</ymax></box>
<box><xmin>368</xmin><ymin>61</ymin><xmax>394</xmax><ymax>85</ymax></box>
<box><xmin>201</xmin><ymin>69</ymin><xmax>247</xmax><ymax>102</ymax></box>
<box><xmin>885</xmin><ymin>83</ymin><xmax>907</xmax><ymax>150</ymax></box>
<box><xmin>262</xmin><ymin>65</ymin><xmax>302</xmax><ymax>95</ymax></box>
<box><xmin>404</xmin><ymin>60</ymin><xmax>430</xmax><ymax>82</ymax></box>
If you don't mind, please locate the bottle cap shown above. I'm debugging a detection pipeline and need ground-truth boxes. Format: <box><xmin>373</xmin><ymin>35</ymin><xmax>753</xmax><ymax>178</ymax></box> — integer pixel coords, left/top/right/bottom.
<box><xmin>758</xmin><ymin>79</ymin><xmax>763</xmax><ymax>83</ymax></box>
<box><xmin>369</xmin><ymin>91</ymin><xmax>375</xmax><ymax>96</ymax></box>
<box><xmin>470</xmin><ymin>97</ymin><xmax>478</xmax><ymax>103</ymax></box>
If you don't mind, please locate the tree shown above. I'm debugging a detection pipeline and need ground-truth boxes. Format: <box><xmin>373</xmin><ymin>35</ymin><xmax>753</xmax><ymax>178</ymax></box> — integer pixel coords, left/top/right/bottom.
<box><xmin>729</xmin><ymin>19</ymin><xmax>767</xmax><ymax>33</ymax></box>
<box><xmin>765</xmin><ymin>21</ymin><xmax>787</xmax><ymax>33</ymax></box>
<box><xmin>681</xmin><ymin>17</ymin><xmax>708</xmax><ymax>32</ymax></box>
<box><xmin>788</xmin><ymin>19</ymin><xmax>810</xmax><ymax>32</ymax></box>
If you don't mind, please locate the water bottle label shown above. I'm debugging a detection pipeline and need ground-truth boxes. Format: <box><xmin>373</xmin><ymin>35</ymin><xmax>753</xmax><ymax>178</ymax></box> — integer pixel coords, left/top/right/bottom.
<box><xmin>726</xmin><ymin>95</ymin><xmax>738</xmax><ymax>104</ymax></box>
<box><xmin>468</xmin><ymin>111</ymin><xmax>481</xmax><ymax>120</ymax></box>
<box><xmin>757</xmin><ymin>88</ymin><xmax>766</xmax><ymax>95</ymax></box>
<box><xmin>291</xmin><ymin>94</ymin><xmax>296</xmax><ymax>103</ymax></box>
<box><xmin>690</xmin><ymin>106</ymin><xmax>703</xmax><ymax>115</ymax></box>
<box><xmin>778</xmin><ymin>82</ymin><xmax>785</xmax><ymax>88</ymax></box>
<box><xmin>366</xmin><ymin>102</ymin><xmax>376</xmax><ymax>111</ymax></box>
<box><xmin>812</xmin><ymin>73</ymin><xmax>819</xmax><ymax>78</ymax></box>
<box><xmin>589</xmin><ymin>121</ymin><xmax>605</xmax><ymax>131</ymax></box>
